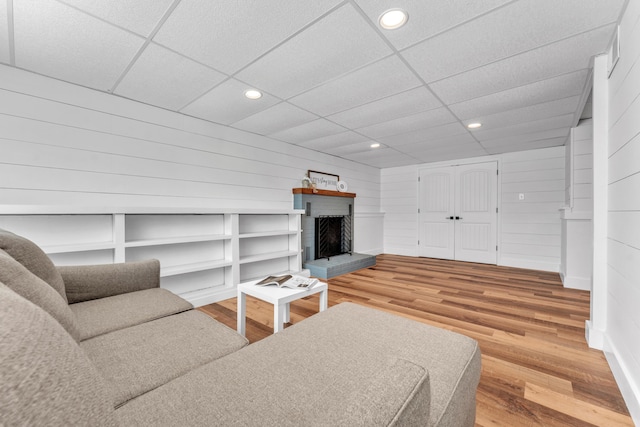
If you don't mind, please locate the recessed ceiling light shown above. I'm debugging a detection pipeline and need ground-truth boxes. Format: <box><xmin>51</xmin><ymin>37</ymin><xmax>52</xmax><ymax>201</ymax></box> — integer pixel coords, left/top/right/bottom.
<box><xmin>379</xmin><ymin>9</ymin><xmax>408</xmax><ymax>30</ymax></box>
<box><xmin>244</xmin><ymin>89</ymin><xmax>262</xmax><ymax>100</ymax></box>
<box><xmin>370</xmin><ymin>143</ymin><xmax>381</xmax><ymax>148</ymax></box>
<box><xmin>467</xmin><ymin>122</ymin><xmax>482</xmax><ymax>129</ymax></box>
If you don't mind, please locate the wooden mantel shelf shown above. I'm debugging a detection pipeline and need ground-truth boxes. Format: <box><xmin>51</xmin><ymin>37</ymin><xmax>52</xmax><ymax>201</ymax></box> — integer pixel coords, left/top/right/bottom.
<box><xmin>292</xmin><ymin>188</ymin><xmax>356</xmax><ymax>198</ymax></box>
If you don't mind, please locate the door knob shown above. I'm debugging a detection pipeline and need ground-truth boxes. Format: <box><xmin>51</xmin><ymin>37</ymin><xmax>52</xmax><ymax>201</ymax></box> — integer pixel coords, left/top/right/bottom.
<box><xmin>446</xmin><ymin>216</ymin><xmax>454</xmax><ymax>220</ymax></box>
<box><xmin>455</xmin><ymin>216</ymin><xmax>462</xmax><ymax>220</ymax></box>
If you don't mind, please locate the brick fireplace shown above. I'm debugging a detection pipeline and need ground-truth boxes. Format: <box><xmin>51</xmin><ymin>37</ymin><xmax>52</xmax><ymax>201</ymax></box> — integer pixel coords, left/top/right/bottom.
<box><xmin>293</xmin><ymin>188</ymin><xmax>376</xmax><ymax>279</ymax></box>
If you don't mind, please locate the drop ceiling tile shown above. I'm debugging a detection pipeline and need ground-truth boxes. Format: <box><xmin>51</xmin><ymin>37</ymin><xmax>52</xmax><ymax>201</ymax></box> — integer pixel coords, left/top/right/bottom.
<box><xmin>298</xmin><ymin>131</ymin><xmax>369</xmax><ymax>150</ymax></box>
<box><xmin>6</xmin><ymin>0</ymin><xmax>626</xmax><ymax>171</ymax></box>
<box><xmin>472</xmin><ymin>113</ymin><xmax>574</xmax><ymax>141</ymax></box>
<box><xmin>449</xmin><ymin>70</ymin><xmax>588</xmax><ymax>120</ymax></box>
<box><xmin>289</xmin><ymin>55</ymin><xmax>422</xmax><ymax>116</ymax></box>
<box><xmin>0</xmin><ymin>1</ymin><xmax>8</xmax><ymax>64</ymax></box>
<box><xmin>357</xmin><ymin>107</ymin><xmax>457</xmax><ymax>139</ymax></box>
<box><xmin>236</xmin><ymin>3</ymin><xmax>393</xmax><ymax>99</ymax></box>
<box><xmin>402</xmin><ymin>0</ymin><xmax>623</xmax><ymax>83</ymax></box>
<box><xmin>378</xmin><ymin>122</ymin><xmax>468</xmax><ymax>147</ymax></box>
<box><xmin>13</xmin><ymin>0</ymin><xmax>144</xmax><ymax>91</ymax></box>
<box><xmin>342</xmin><ymin>147</ymin><xmax>418</xmax><ymax>168</ymax></box>
<box><xmin>231</xmin><ymin>102</ymin><xmax>318</xmax><ymax>135</ymax></box>
<box><xmin>180</xmin><ymin>78</ymin><xmax>279</xmax><ymax>125</ymax></box>
<box><xmin>392</xmin><ymin>134</ymin><xmax>485</xmax><ymax>162</ymax></box>
<box><xmin>413</xmin><ymin>152</ymin><xmax>477</xmax><ymax>164</ymax></box>
<box><xmin>115</xmin><ymin>43</ymin><xmax>226</xmax><ymax>111</ymax></box>
<box><xmin>484</xmin><ymin>137</ymin><xmax>568</xmax><ymax>154</ymax></box>
<box><xmin>430</xmin><ymin>25</ymin><xmax>614</xmax><ymax>104</ymax></box>
<box><xmin>462</xmin><ymin>96</ymin><xmax>580</xmax><ymax>130</ymax></box>
<box><xmin>355</xmin><ymin>0</ymin><xmax>511</xmax><ymax>50</ymax></box>
<box><xmin>410</xmin><ymin>144</ymin><xmax>489</xmax><ymax>164</ymax></box>
<box><xmin>327</xmin><ymin>87</ymin><xmax>443</xmax><ymax>129</ymax></box>
<box><xmin>269</xmin><ymin>119</ymin><xmax>346</xmax><ymax>144</ymax></box>
<box><xmin>325</xmin><ymin>140</ymin><xmax>380</xmax><ymax>156</ymax></box>
<box><xmin>153</xmin><ymin>0</ymin><xmax>342</xmax><ymax>74</ymax></box>
<box><xmin>59</xmin><ymin>0</ymin><xmax>174</xmax><ymax>36</ymax></box>
<box><xmin>393</xmin><ymin>133</ymin><xmax>478</xmax><ymax>152</ymax></box>
<box><xmin>480</xmin><ymin>128</ymin><xmax>570</xmax><ymax>149</ymax></box>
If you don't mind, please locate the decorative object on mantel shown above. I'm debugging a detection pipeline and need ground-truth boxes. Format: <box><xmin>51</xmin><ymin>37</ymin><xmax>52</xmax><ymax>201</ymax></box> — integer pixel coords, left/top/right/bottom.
<box><xmin>336</xmin><ymin>180</ymin><xmax>348</xmax><ymax>192</ymax></box>
<box><xmin>308</xmin><ymin>170</ymin><xmax>339</xmax><ymax>191</ymax></box>
<box><xmin>302</xmin><ymin>174</ymin><xmax>318</xmax><ymax>192</ymax></box>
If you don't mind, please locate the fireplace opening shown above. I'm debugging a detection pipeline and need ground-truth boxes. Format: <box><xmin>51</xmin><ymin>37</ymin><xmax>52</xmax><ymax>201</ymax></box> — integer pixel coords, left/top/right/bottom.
<box><xmin>315</xmin><ymin>215</ymin><xmax>352</xmax><ymax>259</ymax></box>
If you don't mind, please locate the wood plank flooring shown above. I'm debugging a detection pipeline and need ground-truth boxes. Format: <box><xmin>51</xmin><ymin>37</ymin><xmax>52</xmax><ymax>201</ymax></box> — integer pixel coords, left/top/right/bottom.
<box><xmin>198</xmin><ymin>254</ymin><xmax>633</xmax><ymax>426</ymax></box>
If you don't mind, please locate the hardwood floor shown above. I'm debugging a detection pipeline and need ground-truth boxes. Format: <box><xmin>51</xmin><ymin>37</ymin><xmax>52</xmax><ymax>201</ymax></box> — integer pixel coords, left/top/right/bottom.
<box><xmin>198</xmin><ymin>254</ymin><xmax>633</xmax><ymax>426</ymax></box>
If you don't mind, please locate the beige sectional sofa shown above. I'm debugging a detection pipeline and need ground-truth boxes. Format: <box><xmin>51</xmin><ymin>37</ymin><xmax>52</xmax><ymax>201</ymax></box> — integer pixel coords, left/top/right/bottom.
<box><xmin>0</xmin><ymin>228</ymin><xmax>481</xmax><ymax>426</ymax></box>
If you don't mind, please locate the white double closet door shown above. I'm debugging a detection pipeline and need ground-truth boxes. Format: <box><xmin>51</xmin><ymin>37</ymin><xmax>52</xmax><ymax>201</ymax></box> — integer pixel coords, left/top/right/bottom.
<box><xmin>418</xmin><ymin>161</ymin><xmax>498</xmax><ymax>264</ymax></box>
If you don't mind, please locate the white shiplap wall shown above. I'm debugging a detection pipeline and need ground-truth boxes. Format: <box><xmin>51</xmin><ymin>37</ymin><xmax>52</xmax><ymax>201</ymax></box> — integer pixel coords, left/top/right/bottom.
<box><xmin>559</xmin><ymin>119</ymin><xmax>593</xmax><ymax>291</ymax></box>
<box><xmin>500</xmin><ymin>146</ymin><xmax>565</xmax><ymax>271</ymax></box>
<box><xmin>380</xmin><ymin>166</ymin><xmax>419</xmax><ymax>256</ymax></box>
<box><xmin>604</xmin><ymin>0</ymin><xmax>640</xmax><ymax>421</ymax></box>
<box><xmin>381</xmin><ymin>146</ymin><xmax>566</xmax><ymax>272</ymax></box>
<box><xmin>0</xmin><ymin>65</ymin><xmax>383</xmax><ymax>250</ymax></box>
<box><xmin>572</xmin><ymin>119</ymin><xmax>594</xmax><ymax>212</ymax></box>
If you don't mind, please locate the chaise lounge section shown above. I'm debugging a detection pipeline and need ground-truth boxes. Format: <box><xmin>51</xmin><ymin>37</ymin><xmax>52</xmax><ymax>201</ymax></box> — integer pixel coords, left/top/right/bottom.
<box><xmin>0</xmin><ymin>228</ymin><xmax>481</xmax><ymax>426</ymax></box>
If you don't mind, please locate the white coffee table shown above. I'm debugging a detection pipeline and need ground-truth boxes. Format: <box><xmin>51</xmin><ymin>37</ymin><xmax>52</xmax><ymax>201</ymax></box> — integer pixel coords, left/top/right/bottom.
<box><xmin>237</xmin><ymin>279</ymin><xmax>328</xmax><ymax>336</ymax></box>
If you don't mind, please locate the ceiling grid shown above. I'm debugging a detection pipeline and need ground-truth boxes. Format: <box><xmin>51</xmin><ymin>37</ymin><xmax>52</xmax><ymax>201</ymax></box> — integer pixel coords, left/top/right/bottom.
<box><xmin>1</xmin><ymin>0</ymin><xmax>625</xmax><ymax>168</ymax></box>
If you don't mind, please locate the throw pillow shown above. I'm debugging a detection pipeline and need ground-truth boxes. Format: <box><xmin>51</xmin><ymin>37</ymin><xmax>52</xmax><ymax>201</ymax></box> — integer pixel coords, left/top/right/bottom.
<box><xmin>0</xmin><ymin>250</ymin><xmax>81</xmax><ymax>342</ymax></box>
<box><xmin>0</xmin><ymin>228</ymin><xmax>68</xmax><ymax>302</ymax></box>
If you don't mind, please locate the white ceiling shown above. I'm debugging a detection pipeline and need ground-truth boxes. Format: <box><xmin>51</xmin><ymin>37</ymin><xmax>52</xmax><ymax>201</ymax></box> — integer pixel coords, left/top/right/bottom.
<box><xmin>1</xmin><ymin>0</ymin><xmax>625</xmax><ymax>168</ymax></box>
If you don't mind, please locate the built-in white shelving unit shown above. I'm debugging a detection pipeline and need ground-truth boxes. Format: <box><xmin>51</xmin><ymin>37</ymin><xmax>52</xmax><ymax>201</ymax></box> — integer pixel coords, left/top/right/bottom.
<box><xmin>0</xmin><ymin>207</ymin><xmax>303</xmax><ymax>307</ymax></box>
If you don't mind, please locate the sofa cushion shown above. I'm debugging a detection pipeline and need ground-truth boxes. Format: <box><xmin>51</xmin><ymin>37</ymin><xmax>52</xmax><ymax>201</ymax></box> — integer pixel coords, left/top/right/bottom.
<box><xmin>117</xmin><ymin>351</ymin><xmax>429</xmax><ymax>427</ymax></box>
<box><xmin>70</xmin><ymin>287</ymin><xmax>193</xmax><ymax>340</ymax></box>
<box><xmin>0</xmin><ymin>228</ymin><xmax>67</xmax><ymax>302</ymax></box>
<box><xmin>116</xmin><ymin>302</ymin><xmax>480</xmax><ymax>426</ymax></box>
<box><xmin>0</xmin><ymin>283</ymin><xmax>117</xmax><ymax>426</ymax></box>
<box><xmin>0</xmin><ymin>250</ymin><xmax>81</xmax><ymax>342</ymax></box>
<box><xmin>82</xmin><ymin>310</ymin><xmax>248</xmax><ymax>407</ymax></box>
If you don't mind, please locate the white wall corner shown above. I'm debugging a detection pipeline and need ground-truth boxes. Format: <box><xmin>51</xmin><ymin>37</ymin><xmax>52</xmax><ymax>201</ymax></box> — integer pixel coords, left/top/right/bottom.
<box><xmin>603</xmin><ymin>336</ymin><xmax>640</xmax><ymax>425</ymax></box>
<box><xmin>354</xmin><ymin>212</ymin><xmax>384</xmax><ymax>256</ymax></box>
<box><xmin>590</xmin><ymin>53</ymin><xmax>609</xmax><ymax>335</ymax></box>
<box><xmin>585</xmin><ymin>320</ymin><xmax>605</xmax><ymax>350</ymax></box>
<box><xmin>560</xmin><ymin>274</ymin><xmax>591</xmax><ymax>291</ymax></box>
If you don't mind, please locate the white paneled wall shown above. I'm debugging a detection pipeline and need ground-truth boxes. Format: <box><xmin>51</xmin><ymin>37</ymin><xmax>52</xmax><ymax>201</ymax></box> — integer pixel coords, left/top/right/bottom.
<box><xmin>381</xmin><ymin>166</ymin><xmax>419</xmax><ymax>256</ymax></box>
<box><xmin>560</xmin><ymin>120</ymin><xmax>593</xmax><ymax>291</ymax></box>
<box><xmin>499</xmin><ymin>147</ymin><xmax>565</xmax><ymax>271</ymax></box>
<box><xmin>382</xmin><ymin>146</ymin><xmax>566</xmax><ymax>271</ymax></box>
<box><xmin>0</xmin><ymin>65</ymin><xmax>383</xmax><ymax>251</ymax></box>
<box><xmin>603</xmin><ymin>0</ymin><xmax>640</xmax><ymax>421</ymax></box>
<box><xmin>572</xmin><ymin>119</ymin><xmax>594</xmax><ymax>212</ymax></box>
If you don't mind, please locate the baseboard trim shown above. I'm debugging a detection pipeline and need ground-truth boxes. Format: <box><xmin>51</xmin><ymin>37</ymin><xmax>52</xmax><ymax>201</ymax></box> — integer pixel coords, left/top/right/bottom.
<box><xmin>384</xmin><ymin>247</ymin><xmax>419</xmax><ymax>257</ymax></box>
<box><xmin>354</xmin><ymin>247</ymin><xmax>384</xmax><ymax>255</ymax></box>
<box><xmin>499</xmin><ymin>257</ymin><xmax>559</xmax><ymax>273</ymax></box>
<box><xmin>560</xmin><ymin>273</ymin><xmax>591</xmax><ymax>291</ymax></box>
<box><xmin>181</xmin><ymin>287</ymin><xmax>236</xmax><ymax>308</ymax></box>
<box><xmin>604</xmin><ymin>336</ymin><xmax>640</xmax><ymax>425</ymax></box>
<box><xmin>585</xmin><ymin>320</ymin><xmax>605</xmax><ymax>350</ymax></box>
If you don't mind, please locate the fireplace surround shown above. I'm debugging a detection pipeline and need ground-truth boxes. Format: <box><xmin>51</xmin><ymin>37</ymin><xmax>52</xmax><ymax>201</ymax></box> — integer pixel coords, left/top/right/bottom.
<box><xmin>293</xmin><ymin>188</ymin><xmax>375</xmax><ymax>278</ymax></box>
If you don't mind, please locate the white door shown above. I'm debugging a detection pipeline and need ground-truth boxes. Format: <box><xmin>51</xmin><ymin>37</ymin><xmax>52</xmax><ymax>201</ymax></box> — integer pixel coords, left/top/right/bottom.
<box><xmin>418</xmin><ymin>167</ymin><xmax>455</xmax><ymax>259</ymax></box>
<box><xmin>419</xmin><ymin>162</ymin><xmax>498</xmax><ymax>264</ymax></box>
<box><xmin>454</xmin><ymin>162</ymin><xmax>497</xmax><ymax>264</ymax></box>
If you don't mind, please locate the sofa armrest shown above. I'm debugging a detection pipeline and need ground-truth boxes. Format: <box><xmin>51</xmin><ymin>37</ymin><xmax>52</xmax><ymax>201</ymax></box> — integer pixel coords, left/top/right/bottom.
<box><xmin>59</xmin><ymin>259</ymin><xmax>161</xmax><ymax>304</ymax></box>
